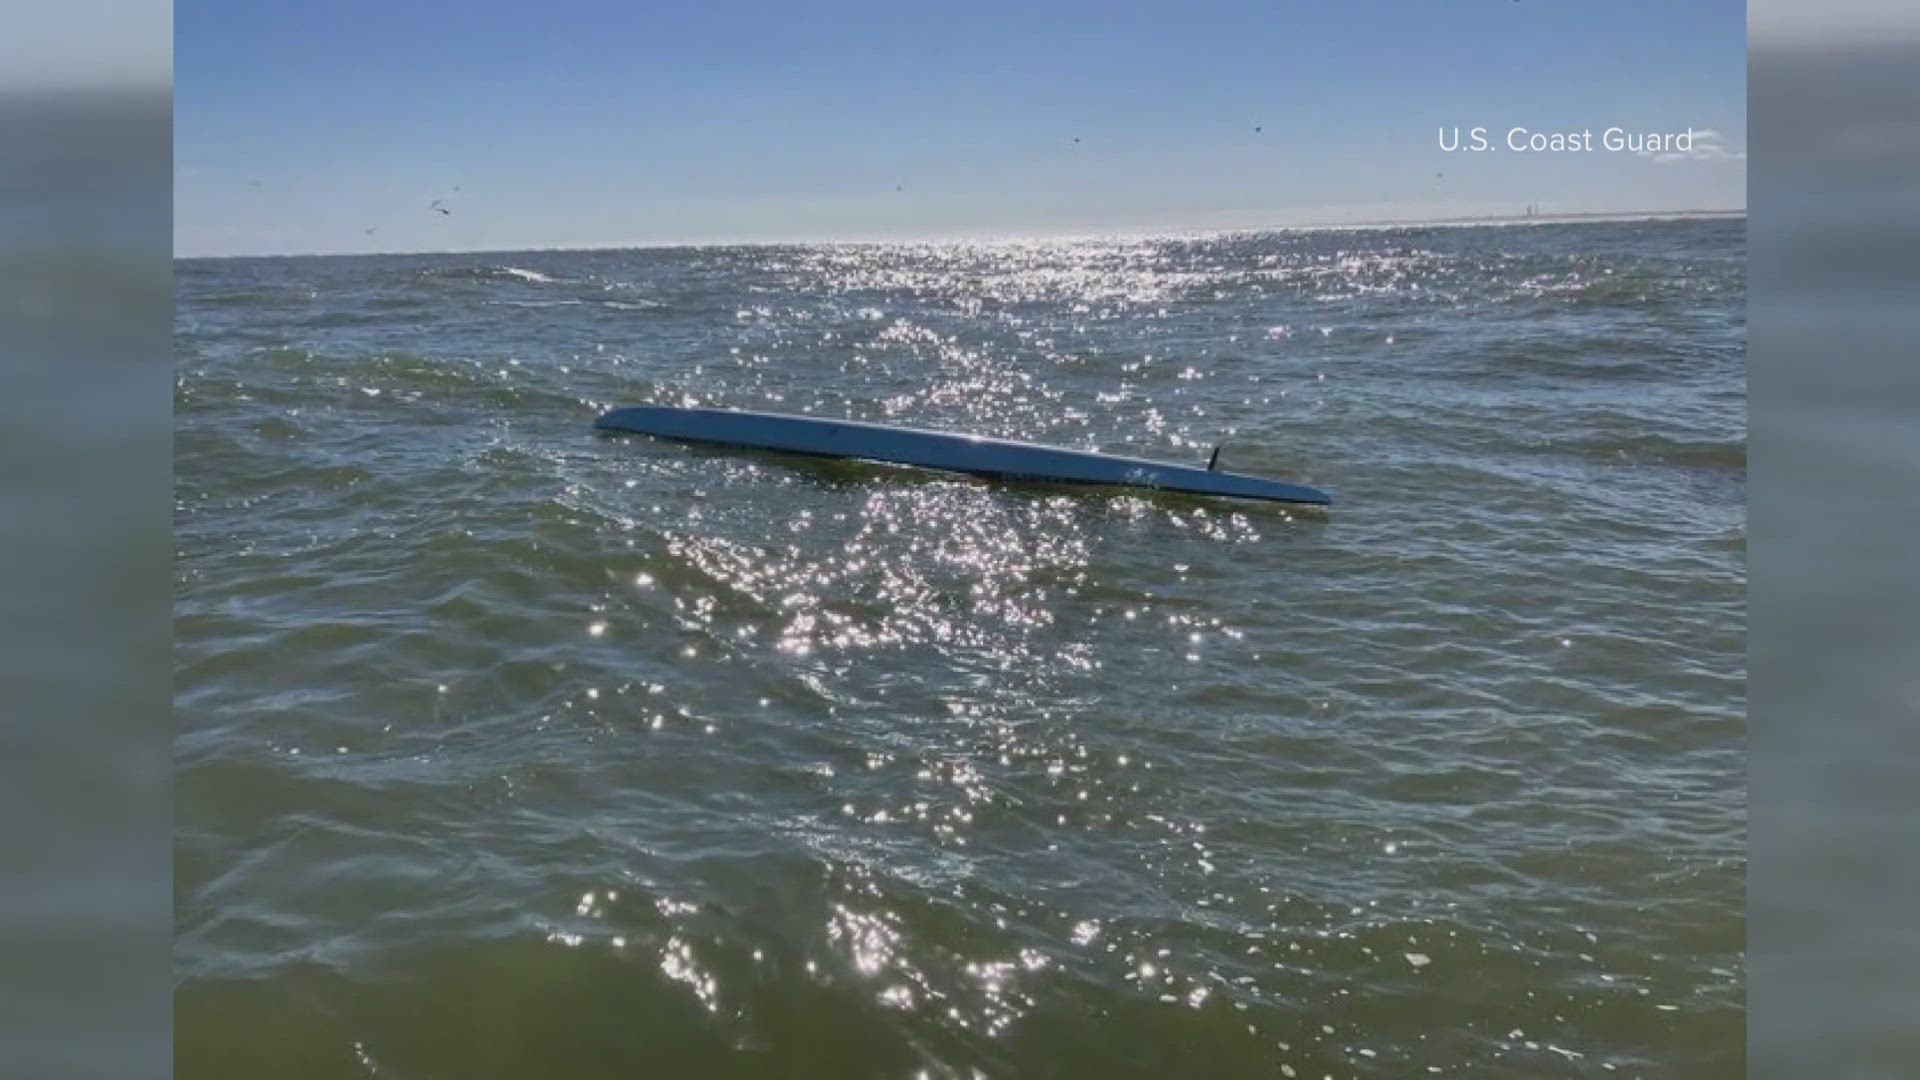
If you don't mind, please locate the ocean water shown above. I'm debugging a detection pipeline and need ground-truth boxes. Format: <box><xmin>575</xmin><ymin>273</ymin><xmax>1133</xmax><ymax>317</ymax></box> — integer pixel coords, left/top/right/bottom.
<box><xmin>175</xmin><ymin>217</ymin><xmax>1746</xmax><ymax>1078</ymax></box>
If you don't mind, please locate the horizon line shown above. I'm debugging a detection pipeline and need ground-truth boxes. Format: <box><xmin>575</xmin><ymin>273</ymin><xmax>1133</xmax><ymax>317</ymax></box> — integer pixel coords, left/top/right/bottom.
<box><xmin>177</xmin><ymin>206</ymin><xmax>1747</xmax><ymax>262</ymax></box>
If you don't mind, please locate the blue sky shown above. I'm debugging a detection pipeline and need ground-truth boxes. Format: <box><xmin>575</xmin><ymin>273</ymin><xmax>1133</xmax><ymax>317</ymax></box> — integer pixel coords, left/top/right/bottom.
<box><xmin>175</xmin><ymin>0</ymin><xmax>1746</xmax><ymax>256</ymax></box>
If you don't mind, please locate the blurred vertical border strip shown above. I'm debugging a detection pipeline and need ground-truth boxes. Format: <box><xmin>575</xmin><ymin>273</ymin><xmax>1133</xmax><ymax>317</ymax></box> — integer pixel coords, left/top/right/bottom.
<box><xmin>0</xmin><ymin>1</ymin><xmax>173</xmax><ymax>1077</ymax></box>
<box><xmin>1749</xmin><ymin>2</ymin><xmax>1920</xmax><ymax>1078</ymax></box>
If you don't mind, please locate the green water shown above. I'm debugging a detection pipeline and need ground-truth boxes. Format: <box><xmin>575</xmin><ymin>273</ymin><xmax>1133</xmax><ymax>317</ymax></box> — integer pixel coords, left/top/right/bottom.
<box><xmin>176</xmin><ymin>219</ymin><xmax>1745</xmax><ymax>1077</ymax></box>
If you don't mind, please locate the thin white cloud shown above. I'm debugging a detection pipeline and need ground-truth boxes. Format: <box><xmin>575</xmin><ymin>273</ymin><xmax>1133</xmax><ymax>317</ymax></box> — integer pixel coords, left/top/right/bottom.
<box><xmin>1645</xmin><ymin>129</ymin><xmax>1747</xmax><ymax>165</ymax></box>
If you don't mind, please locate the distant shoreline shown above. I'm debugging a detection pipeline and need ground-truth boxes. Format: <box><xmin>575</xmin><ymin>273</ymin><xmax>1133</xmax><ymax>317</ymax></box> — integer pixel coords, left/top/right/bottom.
<box><xmin>178</xmin><ymin>208</ymin><xmax>1746</xmax><ymax>262</ymax></box>
<box><xmin>1268</xmin><ymin>207</ymin><xmax>1745</xmax><ymax>233</ymax></box>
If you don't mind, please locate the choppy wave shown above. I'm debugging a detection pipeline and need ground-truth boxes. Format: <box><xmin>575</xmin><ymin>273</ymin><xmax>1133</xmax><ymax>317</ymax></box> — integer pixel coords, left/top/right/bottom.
<box><xmin>406</xmin><ymin>263</ymin><xmax>570</xmax><ymax>285</ymax></box>
<box><xmin>175</xmin><ymin>218</ymin><xmax>1746</xmax><ymax>1078</ymax></box>
<box><xmin>500</xmin><ymin>266</ymin><xmax>558</xmax><ymax>283</ymax></box>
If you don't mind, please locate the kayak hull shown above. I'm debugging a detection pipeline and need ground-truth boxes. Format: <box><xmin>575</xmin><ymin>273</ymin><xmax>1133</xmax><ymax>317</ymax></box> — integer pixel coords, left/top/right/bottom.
<box><xmin>594</xmin><ymin>405</ymin><xmax>1331</xmax><ymax>506</ymax></box>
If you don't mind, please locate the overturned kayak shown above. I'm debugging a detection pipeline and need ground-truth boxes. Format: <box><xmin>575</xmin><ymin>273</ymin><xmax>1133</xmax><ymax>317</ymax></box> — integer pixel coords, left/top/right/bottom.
<box><xmin>593</xmin><ymin>405</ymin><xmax>1331</xmax><ymax>506</ymax></box>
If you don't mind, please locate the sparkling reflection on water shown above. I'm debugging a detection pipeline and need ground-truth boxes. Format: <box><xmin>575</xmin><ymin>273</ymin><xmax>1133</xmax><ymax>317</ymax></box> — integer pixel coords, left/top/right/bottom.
<box><xmin>176</xmin><ymin>219</ymin><xmax>1745</xmax><ymax>1078</ymax></box>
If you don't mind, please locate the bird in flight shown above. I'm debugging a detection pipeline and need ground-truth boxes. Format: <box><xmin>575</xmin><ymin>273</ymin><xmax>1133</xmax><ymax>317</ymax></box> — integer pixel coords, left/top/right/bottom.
<box><xmin>431</xmin><ymin>199</ymin><xmax>451</xmax><ymax>216</ymax></box>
